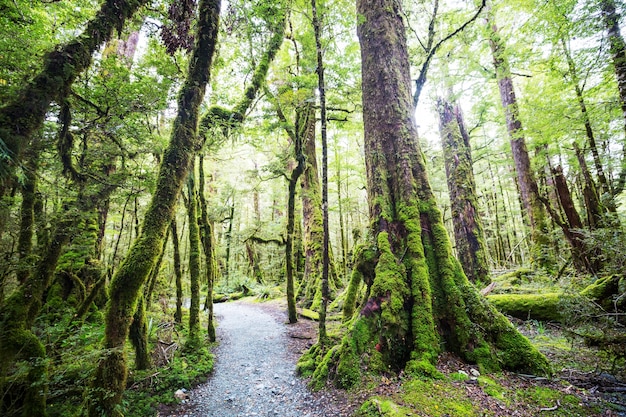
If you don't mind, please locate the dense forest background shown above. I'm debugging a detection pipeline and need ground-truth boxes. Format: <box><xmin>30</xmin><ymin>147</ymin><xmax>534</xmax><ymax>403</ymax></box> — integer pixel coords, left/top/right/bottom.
<box><xmin>1</xmin><ymin>0</ymin><xmax>625</xmax><ymax>415</ymax></box>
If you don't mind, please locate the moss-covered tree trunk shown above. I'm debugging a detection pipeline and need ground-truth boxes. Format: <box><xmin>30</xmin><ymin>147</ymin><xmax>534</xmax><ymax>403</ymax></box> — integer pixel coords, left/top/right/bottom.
<box><xmin>171</xmin><ymin>218</ymin><xmax>184</xmax><ymax>324</ymax></box>
<box><xmin>16</xmin><ymin>143</ymin><xmax>39</xmax><ymax>284</ymax></box>
<box><xmin>186</xmin><ymin>166</ymin><xmax>202</xmax><ymax>344</ymax></box>
<box><xmin>299</xmin><ymin>100</ymin><xmax>340</xmax><ymax>310</ymax></box>
<box><xmin>145</xmin><ymin>228</ymin><xmax>170</xmax><ymax>308</ymax></box>
<box><xmin>129</xmin><ymin>295</ymin><xmax>151</xmax><ymax>370</ymax></box>
<box><xmin>487</xmin><ymin>12</ymin><xmax>553</xmax><ymax>270</ymax></box>
<box><xmin>198</xmin><ymin>155</ymin><xmax>217</xmax><ymax>341</ymax></box>
<box><xmin>0</xmin><ymin>0</ymin><xmax>149</xmax><ymax>192</ymax></box>
<box><xmin>437</xmin><ymin>97</ymin><xmax>490</xmax><ymax>286</ymax></box>
<box><xmin>311</xmin><ymin>0</ymin><xmax>330</xmax><ymax>346</ymax></box>
<box><xmin>88</xmin><ymin>1</ymin><xmax>220</xmax><ymax>414</ymax></box>
<box><xmin>304</xmin><ymin>0</ymin><xmax>550</xmax><ymax>389</ymax></box>
<box><xmin>285</xmin><ymin>105</ymin><xmax>309</xmax><ymax>324</ymax></box>
<box><xmin>0</xmin><ymin>211</ymin><xmax>76</xmax><ymax>417</ymax></box>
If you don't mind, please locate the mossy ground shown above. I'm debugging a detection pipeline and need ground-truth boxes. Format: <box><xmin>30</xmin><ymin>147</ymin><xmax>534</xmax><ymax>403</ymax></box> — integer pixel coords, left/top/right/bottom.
<box><xmin>351</xmin><ymin>355</ymin><xmax>611</xmax><ymax>417</ymax></box>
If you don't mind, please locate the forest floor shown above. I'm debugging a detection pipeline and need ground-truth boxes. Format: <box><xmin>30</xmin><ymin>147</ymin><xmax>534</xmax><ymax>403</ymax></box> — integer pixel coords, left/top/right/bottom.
<box><xmin>158</xmin><ymin>298</ymin><xmax>626</xmax><ymax>417</ymax></box>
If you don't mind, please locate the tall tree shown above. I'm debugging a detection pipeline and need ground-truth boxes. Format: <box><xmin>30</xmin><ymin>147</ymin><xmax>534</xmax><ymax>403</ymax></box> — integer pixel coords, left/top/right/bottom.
<box><xmin>88</xmin><ymin>0</ymin><xmax>221</xmax><ymax>414</ymax></box>
<box><xmin>311</xmin><ymin>0</ymin><xmax>330</xmax><ymax>346</ymax></box>
<box><xmin>186</xmin><ymin>165</ymin><xmax>202</xmax><ymax>343</ymax></box>
<box><xmin>437</xmin><ymin>96</ymin><xmax>490</xmax><ymax>286</ymax></box>
<box><xmin>302</xmin><ymin>0</ymin><xmax>549</xmax><ymax>388</ymax></box>
<box><xmin>487</xmin><ymin>10</ymin><xmax>554</xmax><ymax>270</ymax></box>
<box><xmin>599</xmin><ymin>0</ymin><xmax>626</xmax><ymax>194</ymax></box>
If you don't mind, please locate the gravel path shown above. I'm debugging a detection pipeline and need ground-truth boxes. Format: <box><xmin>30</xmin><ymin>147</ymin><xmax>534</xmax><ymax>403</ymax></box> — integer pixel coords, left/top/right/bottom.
<box><xmin>162</xmin><ymin>300</ymin><xmax>354</xmax><ymax>417</ymax></box>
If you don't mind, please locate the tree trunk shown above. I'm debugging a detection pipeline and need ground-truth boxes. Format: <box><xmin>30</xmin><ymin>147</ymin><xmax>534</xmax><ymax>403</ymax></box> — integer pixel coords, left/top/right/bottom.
<box><xmin>600</xmin><ymin>0</ymin><xmax>626</xmax><ymax>194</ymax></box>
<box><xmin>186</xmin><ymin>165</ymin><xmax>201</xmax><ymax>343</ymax></box>
<box><xmin>129</xmin><ymin>295</ymin><xmax>152</xmax><ymax>370</ymax></box>
<box><xmin>171</xmin><ymin>218</ymin><xmax>184</xmax><ymax>324</ymax></box>
<box><xmin>550</xmin><ymin>165</ymin><xmax>599</xmax><ymax>273</ymax></box>
<box><xmin>303</xmin><ymin>0</ymin><xmax>549</xmax><ymax>388</ymax></box>
<box><xmin>245</xmin><ymin>241</ymin><xmax>264</xmax><ymax>284</ymax></box>
<box><xmin>561</xmin><ymin>37</ymin><xmax>612</xmax><ymax>197</ymax></box>
<box><xmin>88</xmin><ymin>1</ymin><xmax>220</xmax><ymax>414</ymax></box>
<box><xmin>198</xmin><ymin>155</ymin><xmax>216</xmax><ymax>341</ymax></box>
<box><xmin>487</xmin><ymin>13</ymin><xmax>553</xmax><ymax>270</ymax></box>
<box><xmin>437</xmin><ymin>97</ymin><xmax>490</xmax><ymax>286</ymax></box>
<box><xmin>224</xmin><ymin>201</ymin><xmax>234</xmax><ymax>285</ymax></box>
<box><xmin>574</xmin><ymin>142</ymin><xmax>605</xmax><ymax>229</ymax></box>
<box><xmin>16</xmin><ymin>144</ymin><xmax>40</xmax><ymax>284</ymax></box>
<box><xmin>334</xmin><ymin>146</ymin><xmax>348</xmax><ymax>279</ymax></box>
<box><xmin>285</xmin><ymin>103</ymin><xmax>310</xmax><ymax>324</ymax></box>
<box><xmin>299</xmin><ymin>99</ymin><xmax>339</xmax><ymax>310</ymax></box>
<box><xmin>145</xmin><ymin>226</ymin><xmax>170</xmax><ymax>308</ymax></box>
<box><xmin>311</xmin><ymin>0</ymin><xmax>330</xmax><ymax>346</ymax></box>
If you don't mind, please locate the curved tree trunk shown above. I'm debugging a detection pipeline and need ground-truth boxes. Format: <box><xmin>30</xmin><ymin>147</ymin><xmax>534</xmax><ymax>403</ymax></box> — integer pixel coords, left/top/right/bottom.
<box><xmin>88</xmin><ymin>1</ymin><xmax>220</xmax><ymax>414</ymax></box>
<box><xmin>304</xmin><ymin>0</ymin><xmax>549</xmax><ymax>389</ymax></box>
<box><xmin>437</xmin><ymin>97</ymin><xmax>490</xmax><ymax>286</ymax></box>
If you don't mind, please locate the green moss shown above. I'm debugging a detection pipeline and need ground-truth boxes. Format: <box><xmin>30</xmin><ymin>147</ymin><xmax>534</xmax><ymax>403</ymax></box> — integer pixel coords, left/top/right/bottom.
<box><xmin>580</xmin><ymin>275</ymin><xmax>624</xmax><ymax>310</ymax></box>
<box><xmin>343</xmin><ymin>244</ymin><xmax>377</xmax><ymax>321</ymax></box>
<box><xmin>515</xmin><ymin>386</ymin><xmax>597</xmax><ymax>416</ymax></box>
<box><xmin>487</xmin><ymin>293</ymin><xmax>562</xmax><ymax>321</ymax></box>
<box><xmin>400</xmin><ymin>379</ymin><xmax>478</xmax><ymax>417</ymax></box>
<box><xmin>299</xmin><ymin>308</ymin><xmax>320</xmax><ymax>321</ymax></box>
<box><xmin>355</xmin><ymin>398</ymin><xmax>411</xmax><ymax>417</ymax></box>
<box><xmin>404</xmin><ymin>358</ymin><xmax>442</xmax><ymax>378</ymax></box>
<box><xmin>478</xmin><ymin>376</ymin><xmax>507</xmax><ymax>402</ymax></box>
<box><xmin>311</xmin><ymin>346</ymin><xmax>337</xmax><ymax>390</ymax></box>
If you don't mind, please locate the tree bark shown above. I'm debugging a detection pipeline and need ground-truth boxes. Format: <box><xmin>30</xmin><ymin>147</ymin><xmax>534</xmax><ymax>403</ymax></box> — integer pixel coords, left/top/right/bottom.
<box><xmin>198</xmin><ymin>155</ymin><xmax>216</xmax><ymax>341</ymax></box>
<box><xmin>186</xmin><ymin>166</ymin><xmax>202</xmax><ymax>343</ymax></box>
<box><xmin>437</xmin><ymin>97</ymin><xmax>490</xmax><ymax>286</ymax></box>
<box><xmin>171</xmin><ymin>218</ymin><xmax>184</xmax><ymax>324</ymax></box>
<box><xmin>16</xmin><ymin>143</ymin><xmax>39</xmax><ymax>284</ymax></box>
<box><xmin>88</xmin><ymin>1</ymin><xmax>220</xmax><ymax>414</ymax></box>
<box><xmin>285</xmin><ymin>103</ymin><xmax>311</xmax><ymax>324</ymax></box>
<box><xmin>560</xmin><ymin>37</ymin><xmax>614</xmax><ymax>208</ymax></box>
<box><xmin>487</xmin><ymin>12</ymin><xmax>553</xmax><ymax>270</ymax></box>
<box><xmin>600</xmin><ymin>0</ymin><xmax>626</xmax><ymax>194</ymax></box>
<box><xmin>303</xmin><ymin>0</ymin><xmax>549</xmax><ymax>388</ymax></box>
<box><xmin>129</xmin><ymin>295</ymin><xmax>152</xmax><ymax>370</ymax></box>
<box><xmin>311</xmin><ymin>0</ymin><xmax>330</xmax><ymax>346</ymax></box>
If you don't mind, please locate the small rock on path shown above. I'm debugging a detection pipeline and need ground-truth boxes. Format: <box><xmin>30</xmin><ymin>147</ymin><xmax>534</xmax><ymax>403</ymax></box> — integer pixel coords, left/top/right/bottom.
<box><xmin>162</xmin><ymin>300</ymin><xmax>352</xmax><ymax>417</ymax></box>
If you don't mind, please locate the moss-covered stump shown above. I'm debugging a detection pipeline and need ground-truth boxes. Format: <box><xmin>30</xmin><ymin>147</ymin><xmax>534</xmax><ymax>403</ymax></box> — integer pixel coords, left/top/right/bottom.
<box><xmin>486</xmin><ymin>293</ymin><xmax>563</xmax><ymax>321</ymax></box>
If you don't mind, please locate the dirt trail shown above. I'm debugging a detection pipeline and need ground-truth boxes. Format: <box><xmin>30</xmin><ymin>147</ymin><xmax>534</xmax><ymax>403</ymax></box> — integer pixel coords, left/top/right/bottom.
<box><xmin>162</xmin><ymin>300</ymin><xmax>353</xmax><ymax>417</ymax></box>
